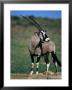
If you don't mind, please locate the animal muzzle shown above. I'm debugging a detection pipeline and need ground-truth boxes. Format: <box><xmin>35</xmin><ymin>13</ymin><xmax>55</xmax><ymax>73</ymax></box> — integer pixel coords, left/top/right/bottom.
<box><xmin>45</xmin><ymin>38</ymin><xmax>50</xmax><ymax>41</ymax></box>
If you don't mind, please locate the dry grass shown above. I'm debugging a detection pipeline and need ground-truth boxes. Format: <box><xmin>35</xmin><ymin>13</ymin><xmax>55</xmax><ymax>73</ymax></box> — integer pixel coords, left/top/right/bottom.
<box><xmin>11</xmin><ymin>71</ymin><xmax>61</xmax><ymax>79</ymax></box>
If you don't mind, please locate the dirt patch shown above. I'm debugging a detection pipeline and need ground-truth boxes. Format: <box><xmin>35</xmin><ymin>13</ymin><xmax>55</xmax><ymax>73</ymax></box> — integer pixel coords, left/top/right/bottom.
<box><xmin>11</xmin><ymin>71</ymin><xmax>61</xmax><ymax>79</ymax></box>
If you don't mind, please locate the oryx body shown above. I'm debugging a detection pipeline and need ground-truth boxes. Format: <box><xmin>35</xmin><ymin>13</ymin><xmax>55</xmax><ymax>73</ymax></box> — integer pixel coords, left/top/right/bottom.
<box><xmin>28</xmin><ymin>32</ymin><xmax>61</xmax><ymax>75</ymax></box>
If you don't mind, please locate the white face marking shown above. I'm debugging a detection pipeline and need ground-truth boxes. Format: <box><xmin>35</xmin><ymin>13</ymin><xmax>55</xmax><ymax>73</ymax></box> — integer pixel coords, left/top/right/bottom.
<box><xmin>45</xmin><ymin>38</ymin><xmax>50</xmax><ymax>41</ymax></box>
<box><xmin>39</xmin><ymin>33</ymin><xmax>43</xmax><ymax>40</ymax></box>
<box><xmin>41</xmin><ymin>31</ymin><xmax>46</xmax><ymax>37</ymax></box>
<box><xmin>39</xmin><ymin>30</ymin><xmax>47</xmax><ymax>41</ymax></box>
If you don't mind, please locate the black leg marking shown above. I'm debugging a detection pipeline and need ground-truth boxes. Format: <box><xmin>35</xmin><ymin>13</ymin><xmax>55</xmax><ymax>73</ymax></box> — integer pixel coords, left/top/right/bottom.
<box><xmin>44</xmin><ymin>54</ymin><xmax>50</xmax><ymax>73</ymax></box>
<box><xmin>30</xmin><ymin>54</ymin><xmax>34</xmax><ymax>63</ymax></box>
<box><xmin>30</xmin><ymin>54</ymin><xmax>34</xmax><ymax>74</ymax></box>
<box><xmin>31</xmin><ymin>67</ymin><xmax>33</xmax><ymax>71</ymax></box>
<box><xmin>51</xmin><ymin>52</ymin><xmax>57</xmax><ymax>72</ymax></box>
<box><xmin>36</xmin><ymin>56</ymin><xmax>40</xmax><ymax>63</ymax></box>
<box><xmin>36</xmin><ymin>67</ymin><xmax>38</xmax><ymax>71</ymax></box>
<box><xmin>36</xmin><ymin>56</ymin><xmax>40</xmax><ymax>74</ymax></box>
<box><xmin>44</xmin><ymin>54</ymin><xmax>49</xmax><ymax>64</ymax></box>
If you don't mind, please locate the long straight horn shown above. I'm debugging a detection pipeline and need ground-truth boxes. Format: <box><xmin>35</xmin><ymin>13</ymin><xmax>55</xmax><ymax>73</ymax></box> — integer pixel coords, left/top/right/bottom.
<box><xmin>28</xmin><ymin>16</ymin><xmax>42</xmax><ymax>32</ymax></box>
<box><xmin>23</xmin><ymin>16</ymin><xmax>39</xmax><ymax>30</ymax></box>
<box><xmin>23</xmin><ymin>16</ymin><xmax>41</xmax><ymax>31</ymax></box>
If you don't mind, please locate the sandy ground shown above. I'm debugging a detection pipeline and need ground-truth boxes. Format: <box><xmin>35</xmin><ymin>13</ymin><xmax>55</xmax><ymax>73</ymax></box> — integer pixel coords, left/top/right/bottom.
<box><xmin>11</xmin><ymin>71</ymin><xmax>61</xmax><ymax>79</ymax></box>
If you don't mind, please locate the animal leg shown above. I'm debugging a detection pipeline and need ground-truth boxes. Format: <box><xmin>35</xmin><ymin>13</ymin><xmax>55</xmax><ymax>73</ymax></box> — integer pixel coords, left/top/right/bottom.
<box><xmin>55</xmin><ymin>62</ymin><xmax>58</xmax><ymax>73</ymax></box>
<box><xmin>51</xmin><ymin>51</ymin><xmax>61</xmax><ymax>66</ymax></box>
<box><xmin>51</xmin><ymin>51</ymin><xmax>61</xmax><ymax>73</ymax></box>
<box><xmin>47</xmin><ymin>63</ymin><xmax>50</xmax><ymax>73</ymax></box>
<box><xmin>44</xmin><ymin>54</ymin><xmax>50</xmax><ymax>73</ymax></box>
<box><xmin>30</xmin><ymin>54</ymin><xmax>34</xmax><ymax>75</ymax></box>
<box><xmin>36</xmin><ymin>56</ymin><xmax>40</xmax><ymax>75</ymax></box>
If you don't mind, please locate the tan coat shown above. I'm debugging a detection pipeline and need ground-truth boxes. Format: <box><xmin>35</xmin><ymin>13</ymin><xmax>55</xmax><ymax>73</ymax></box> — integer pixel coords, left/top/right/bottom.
<box><xmin>29</xmin><ymin>33</ymin><xmax>55</xmax><ymax>55</ymax></box>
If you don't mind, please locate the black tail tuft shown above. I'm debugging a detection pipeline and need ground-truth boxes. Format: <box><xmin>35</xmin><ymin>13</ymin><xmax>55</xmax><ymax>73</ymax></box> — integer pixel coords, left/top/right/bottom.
<box><xmin>51</xmin><ymin>51</ymin><xmax>61</xmax><ymax>67</ymax></box>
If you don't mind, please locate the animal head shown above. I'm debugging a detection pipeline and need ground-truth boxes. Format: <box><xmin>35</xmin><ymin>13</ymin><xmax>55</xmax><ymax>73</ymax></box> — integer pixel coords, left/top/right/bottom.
<box><xmin>38</xmin><ymin>30</ymin><xmax>50</xmax><ymax>42</ymax></box>
<box><xmin>39</xmin><ymin>30</ymin><xmax>47</xmax><ymax>41</ymax></box>
<box><xmin>41</xmin><ymin>30</ymin><xmax>46</xmax><ymax>37</ymax></box>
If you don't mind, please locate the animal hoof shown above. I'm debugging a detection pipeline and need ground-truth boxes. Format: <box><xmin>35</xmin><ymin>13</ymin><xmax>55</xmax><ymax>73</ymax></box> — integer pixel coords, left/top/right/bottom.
<box><xmin>30</xmin><ymin>71</ymin><xmax>33</xmax><ymax>75</ymax></box>
<box><xmin>36</xmin><ymin>71</ymin><xmax>38</xmax><ymax>75</ymax></box>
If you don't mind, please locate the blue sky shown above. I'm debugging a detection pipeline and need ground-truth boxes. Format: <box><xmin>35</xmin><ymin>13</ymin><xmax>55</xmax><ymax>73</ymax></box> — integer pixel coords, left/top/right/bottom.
<box><xmin>11</xmin><ymin>11</ymin><xmax>61</xmax><ymax>19</ymax></box>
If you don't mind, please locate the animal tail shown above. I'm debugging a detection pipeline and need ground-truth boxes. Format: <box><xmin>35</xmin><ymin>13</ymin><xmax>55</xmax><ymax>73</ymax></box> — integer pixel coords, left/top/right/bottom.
<box><xmin>51</xmin><ymin>51</ymin><xmax>61</xmax><ymax>67</ymax></box>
